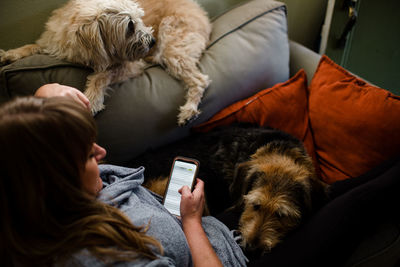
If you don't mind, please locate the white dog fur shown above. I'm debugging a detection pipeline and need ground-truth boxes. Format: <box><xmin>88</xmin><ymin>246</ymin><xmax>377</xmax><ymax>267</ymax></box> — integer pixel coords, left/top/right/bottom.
<box><xmin>0</xmin><ymin>0</ymin><xmax>211</xmax><ymax>125</ymax></box>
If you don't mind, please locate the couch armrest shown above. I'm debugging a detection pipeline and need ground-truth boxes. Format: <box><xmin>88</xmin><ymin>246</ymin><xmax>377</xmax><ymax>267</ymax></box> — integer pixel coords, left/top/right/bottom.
<box><xmin>289</xmin><ymin>41</ymin><xmax>376</xmax><ymax>86</ymax></box>
<box><xmin>289</xmin><ymin>40</ymin><xmax>321</xmax><ymax>82</ymax></box>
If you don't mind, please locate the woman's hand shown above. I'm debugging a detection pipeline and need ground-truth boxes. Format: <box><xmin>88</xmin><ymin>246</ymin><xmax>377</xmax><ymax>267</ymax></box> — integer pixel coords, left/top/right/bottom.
<box><xmin>35</xmin><ymin>83</ymin><xmax>90</xmax><ymax>111</ymax></box>
<box><xmin>179</xmin><ymin>179</ymin><xmax>223</xmax><ymax>267</ymax></box>
<box><xmin>179</xmin><ymin>178</ymin><xmax>205</xmax><ymax>224</ymax></box>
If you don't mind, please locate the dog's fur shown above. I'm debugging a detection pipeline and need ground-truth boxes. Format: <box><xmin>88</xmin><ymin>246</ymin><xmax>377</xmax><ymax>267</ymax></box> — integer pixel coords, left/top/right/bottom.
<box><xmin>0</xmin><ymin>0</ymin><xmax>211</xmax><ymax>125</ymax></box>
<box><xmin>129</xmin><ymin>124</ymin><xmax>329</xmax><ymax>252</ymax></box>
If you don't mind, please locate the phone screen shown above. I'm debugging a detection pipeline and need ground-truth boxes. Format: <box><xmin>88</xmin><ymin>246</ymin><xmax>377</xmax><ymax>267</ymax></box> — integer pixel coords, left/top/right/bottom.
<box><xmin>163</xmin><ymin>158</ymin><xmax>199</xmax><ymax>216</ymax></box>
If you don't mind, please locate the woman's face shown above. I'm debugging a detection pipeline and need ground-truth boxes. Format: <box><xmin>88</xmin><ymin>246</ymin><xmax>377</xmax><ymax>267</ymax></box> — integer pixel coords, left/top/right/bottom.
<box><xmin>81</xmin><ymin>143</ymin><xmax>107</xmax><ymax>196</ymax></box>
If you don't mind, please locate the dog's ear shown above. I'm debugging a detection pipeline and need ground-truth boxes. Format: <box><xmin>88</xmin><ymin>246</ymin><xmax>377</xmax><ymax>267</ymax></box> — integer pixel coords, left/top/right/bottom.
<box><xmin>75</xmin><ymin>21</ymin><xmax>109</xmax><ymax>71</ymax></box>
<box><xmin>294</xmin><ymin>176</ymin><xmax>329</xmax><ymax>217</ymax></box>
<box><xmin>230</xmin><ymin>161</ymin><xmax>258</xmax><ymax>201</ymax></box>
<box><xmin>127</xmin><ymin>20</ymin><xmax>136</xmax><ymax>37</ymax></box>
<box><xmin>230</xmin><ymin>162</ymin><xmax>261</xmax><ymax>213</ymax></box>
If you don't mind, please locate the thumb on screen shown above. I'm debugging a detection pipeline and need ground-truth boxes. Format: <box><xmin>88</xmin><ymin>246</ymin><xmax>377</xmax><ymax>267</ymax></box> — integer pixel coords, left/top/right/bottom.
<box><xmin>178</xmin><ymin>185</ymin><xmax>191</xmax><ymax>196</ymax></box>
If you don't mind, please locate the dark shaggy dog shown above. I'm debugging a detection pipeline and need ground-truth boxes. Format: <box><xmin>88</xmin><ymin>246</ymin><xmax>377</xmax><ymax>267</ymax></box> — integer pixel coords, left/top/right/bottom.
<box><xmin>127</xmin><ymin>124</ymin><xmax>329</xmax><ymax>251</ymax></box>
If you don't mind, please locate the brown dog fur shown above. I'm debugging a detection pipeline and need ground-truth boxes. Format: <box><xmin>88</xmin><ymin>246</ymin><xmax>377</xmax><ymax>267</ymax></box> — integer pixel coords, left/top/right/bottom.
<box><xmin>230</xmin><ymin>144</ymin><xmax>328</xmax><ymax>252</ymax></box>
<box><xmin>131</xmin><ymin>124</ymin><xmax>329</xmax><ymax>252</ymax></box>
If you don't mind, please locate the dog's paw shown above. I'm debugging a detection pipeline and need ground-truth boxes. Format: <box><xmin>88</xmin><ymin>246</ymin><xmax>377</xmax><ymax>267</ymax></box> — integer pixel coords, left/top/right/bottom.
<box><xmin>0</xmin><ymin>50</ymin><xmax>21</xmax><ymax>65</ymax></box>
<box><xmin>89</xmin><ymin>97</ymin><xmax>105</xmax><ymax>115</ymax></box>
<box><xmin>85</xmin><ymin>91</ymin><xmax>105</xmax><ymax>115</ymax></box>
<box><xmin>177</xmin><ymin>103</ymin><xmax>201</xmax><ymax>126</ymax></box>
<box><xmin>0</xmin><ymin>49</ymin><xmax>8</xmax><ymax>65</ymax></box>
<box><xmin>90</xmin><ymin>102</ymin><xmax>105</xmax><ymax>115</ymax></box>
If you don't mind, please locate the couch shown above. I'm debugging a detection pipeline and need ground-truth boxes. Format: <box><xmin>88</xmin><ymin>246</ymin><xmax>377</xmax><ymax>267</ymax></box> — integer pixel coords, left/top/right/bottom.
<box><xmin>1</xmin><ymin>0</ymin><xmax>399</xmax><ymax>266</ymax></box>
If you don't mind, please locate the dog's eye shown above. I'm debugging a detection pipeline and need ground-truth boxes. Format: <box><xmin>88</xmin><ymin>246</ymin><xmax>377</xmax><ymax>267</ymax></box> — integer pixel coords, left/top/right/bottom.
<box><xmin>253</xmin><ymin>204</ymin><xmax>261</xmax><ymax>211</ymax></box>
<box><xmin>127</xmin><ymin>20</ymin><xmax>135</xmax><ymax>36</ymax></box>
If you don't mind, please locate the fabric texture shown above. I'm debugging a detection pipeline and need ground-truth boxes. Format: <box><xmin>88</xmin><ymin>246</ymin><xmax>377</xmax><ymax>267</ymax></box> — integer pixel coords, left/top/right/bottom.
<box><xmin>67</xmin><ymin>164</ymin><xmax>247</xmax><ymax>266</ymax></box>
<box><xmin>195</xmin><ymin>56</ymin><xmax>400</xmax><ymax>184</ymax></box>
<box><xmin>194</xmin><ymin>69</ymin><xmax>319</xmax><ymax>174</ymax></box>
<box><xmin>0</xmin><ymin>0</ymin><xmax>289</xmax><ymax>165</ymax></box>
<box><xmin>308</xmin><ymin>55</ymin><xmax>400</xmax><ymax>183</ymax></box>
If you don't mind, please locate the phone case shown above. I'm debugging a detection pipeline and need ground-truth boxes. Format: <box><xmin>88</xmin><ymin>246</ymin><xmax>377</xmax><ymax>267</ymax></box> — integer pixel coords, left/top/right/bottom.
<box><xmin>162</xmin><ymin>156</ymin><xmax>200</xmax><ymax>204</ymax></box>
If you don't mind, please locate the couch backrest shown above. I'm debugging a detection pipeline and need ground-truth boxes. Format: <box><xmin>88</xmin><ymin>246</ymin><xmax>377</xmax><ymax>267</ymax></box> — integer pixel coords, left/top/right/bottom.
<box><xmin>0</xmin><ymin>0</ymin><xmax>290</xmax><ymax>165</ymax></box>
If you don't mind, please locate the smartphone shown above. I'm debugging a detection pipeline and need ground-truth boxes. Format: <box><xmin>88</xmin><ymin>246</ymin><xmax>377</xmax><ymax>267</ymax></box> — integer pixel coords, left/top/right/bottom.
<box><xmin>163</xmin><ymin>156</ymin><xmax>200</xmax><ymax>216</ymax></box>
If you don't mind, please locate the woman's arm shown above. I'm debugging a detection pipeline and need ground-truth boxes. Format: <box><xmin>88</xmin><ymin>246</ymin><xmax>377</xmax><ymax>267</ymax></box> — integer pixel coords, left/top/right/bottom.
<box><xmin>179</xmin><ymin>179</ymin><xmax>223</xmax><ymax>267</ymax></box>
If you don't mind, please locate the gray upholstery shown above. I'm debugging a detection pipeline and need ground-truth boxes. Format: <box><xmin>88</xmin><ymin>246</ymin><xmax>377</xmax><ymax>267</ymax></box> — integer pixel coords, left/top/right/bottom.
<box><xmin>0</xmin><ymin>0</ymin><xmax>290</xmax><ymax>164</ymax></box>
<box><xmin>289</xmin><ymin>40</ymin><xmax>321</xmax><ymax>79</ymax></box>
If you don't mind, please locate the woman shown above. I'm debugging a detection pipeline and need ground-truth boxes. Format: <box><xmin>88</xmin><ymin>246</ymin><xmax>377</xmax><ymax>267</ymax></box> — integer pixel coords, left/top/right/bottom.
<box><xmin>0</xmin><ymin>87</ymin><xmax>247</xmax><ymax>266</ymax></box>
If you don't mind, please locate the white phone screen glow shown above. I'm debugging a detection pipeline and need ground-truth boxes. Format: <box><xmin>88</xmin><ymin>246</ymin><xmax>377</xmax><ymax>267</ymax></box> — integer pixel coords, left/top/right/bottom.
<box><xmin>164</xmin><ymin>160</ymin><xmax>197</xmax><ymax>216</ymax></box>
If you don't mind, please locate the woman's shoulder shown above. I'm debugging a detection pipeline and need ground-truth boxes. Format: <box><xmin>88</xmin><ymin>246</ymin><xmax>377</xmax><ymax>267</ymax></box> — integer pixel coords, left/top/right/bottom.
<box><xmin>99</xmin><ymin>164</ymin><xmax>145</xmax><ymax>185</ymax></box>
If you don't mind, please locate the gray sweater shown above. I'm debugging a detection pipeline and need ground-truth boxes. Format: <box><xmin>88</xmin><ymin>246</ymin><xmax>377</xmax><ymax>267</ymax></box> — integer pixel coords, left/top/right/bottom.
<box><xmin>66</xmin><ymin>164</ymin><xmax>247</xmax><ymax>266</ymax></box>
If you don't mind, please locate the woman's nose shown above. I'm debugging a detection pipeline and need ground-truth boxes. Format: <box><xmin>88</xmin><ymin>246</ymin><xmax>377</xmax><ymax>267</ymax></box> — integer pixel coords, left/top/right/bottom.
<box><xmin>94</xmin><ymin>143</ymin><xmax>107</xmax><ymax>162</ymax></box>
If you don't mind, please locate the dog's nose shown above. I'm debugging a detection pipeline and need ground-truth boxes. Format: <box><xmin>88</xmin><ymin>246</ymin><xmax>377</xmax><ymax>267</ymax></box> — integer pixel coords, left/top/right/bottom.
<box><xmin>149</xmin><ymin>37</ymin><xmax>156</xmax><ymax>48</ymax></box>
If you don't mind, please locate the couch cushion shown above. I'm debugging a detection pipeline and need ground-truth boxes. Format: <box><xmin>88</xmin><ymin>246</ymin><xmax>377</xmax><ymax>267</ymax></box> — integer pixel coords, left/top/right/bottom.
<box><xmin>0</xmin><ymin>0</ymin><xmax>289</xmax><ymax>164</ymax></box>
<box><xmin>197</xmin><ymin>0</ymin><xmax>248</xmax><ymax>19</ymax></box>
<box><xmin>195</xmin><ymin>55</ymin><xmax>400</xmax><ymax>185</ymax></box>
<box><xmin>308</xmin><ymin>55</ymin><xmax>400</xmax><ymax>184</ymax></box>
<box><xmin>193</xmin><ymin>69</ymin><xmax>315</xmax><ymax>161</ymax></box>
<box><xmin>194</xmin><ymin>69</ymin><xmax>320</xmax><ymax>175</ymax></box>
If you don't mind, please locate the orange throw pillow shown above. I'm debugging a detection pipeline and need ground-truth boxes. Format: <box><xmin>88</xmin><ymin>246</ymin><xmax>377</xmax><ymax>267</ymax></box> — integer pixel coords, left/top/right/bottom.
<box><xmin>309</xmin><ymin>55</ymin><xmax>400</xmax><ymax>184</ymax></box>
<box><xmin>194</xmin><ymin>70</ymin><xmax>317</xmax><ymax>168</ymax></box>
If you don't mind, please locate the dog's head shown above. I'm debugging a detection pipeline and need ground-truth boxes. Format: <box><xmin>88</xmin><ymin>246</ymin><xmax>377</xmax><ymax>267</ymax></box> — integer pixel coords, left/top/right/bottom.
<box><xmin>71</xmin><ymin>1</ymin><xmax>155</xmax><ymax>71</ymax></box>
<box><xmin>230</xmin><ymin>142</ymin><xmax>329</xmax><ymax>252</ymax></box>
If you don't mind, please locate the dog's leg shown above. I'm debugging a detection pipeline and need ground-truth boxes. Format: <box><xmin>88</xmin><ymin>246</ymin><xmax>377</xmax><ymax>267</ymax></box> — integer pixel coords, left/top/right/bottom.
<box><xmin>152</xmin><ymin>16</ymin><xmax>211</xmax><ymax>125</ymax></box>
<box><xmin>143</xmin><ymin>176</ymin><xmax>169</xmax><ymax>196</ymax></box>
<box><xmin>0</xmin><ymin>44</ymin><xmax>42</xmax><ymax>64</ymax></box>
<box><xmin>85</xmin><ymin>61</ymin><xmax>145</xmax><ymax>114</ymax></box>
<box><xmin>85</xmin><ymin>71</ymin><xmax>112</xmax><ymax>114</ymax></box>
<box><xmin>230</xmin><ymin>162</ymin><xmax>253</xmax><ymax>203</ymax></box>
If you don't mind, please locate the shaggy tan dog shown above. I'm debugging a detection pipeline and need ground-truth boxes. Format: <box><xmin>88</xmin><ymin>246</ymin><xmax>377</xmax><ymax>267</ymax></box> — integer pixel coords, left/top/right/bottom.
<box><xmin>0</xmin><ymin>0</ymin><xmax>211</xmax><ymax>125</ymax></box>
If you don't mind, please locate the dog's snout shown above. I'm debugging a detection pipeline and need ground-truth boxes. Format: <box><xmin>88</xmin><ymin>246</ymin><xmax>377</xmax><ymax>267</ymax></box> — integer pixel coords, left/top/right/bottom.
<box><xmin>149</xmin><ymin>37</ymin><xmax>156</xmax><ymax>48</ymax></box>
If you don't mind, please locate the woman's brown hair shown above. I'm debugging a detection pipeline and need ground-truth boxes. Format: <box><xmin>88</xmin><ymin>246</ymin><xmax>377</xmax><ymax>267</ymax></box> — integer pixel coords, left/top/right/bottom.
<box><xmin>0</xmin><ymin>97</ymin><xmax>162</xmax><ymax>266</ymax></box>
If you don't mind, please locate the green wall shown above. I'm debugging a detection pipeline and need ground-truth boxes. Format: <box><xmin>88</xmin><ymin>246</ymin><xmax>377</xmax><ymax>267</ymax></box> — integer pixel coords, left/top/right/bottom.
<box><xmin>282</xmin><ymin>0</ymin><xmax>327</xmax><ymax>51</ymax></box>
<box><xmin>0</xmin><ymin>0</ymin><xmax>327</xmax><ymax>52</ymax></box>
<box><xmin>325</xmin><ymin>0</ymin><xmax>400</xmax><ymax>95</ymax></box>
<box><xmin>0</xmin><ymin>0</ymin><xmax>68</xmax><ymax>50</ymax></box>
